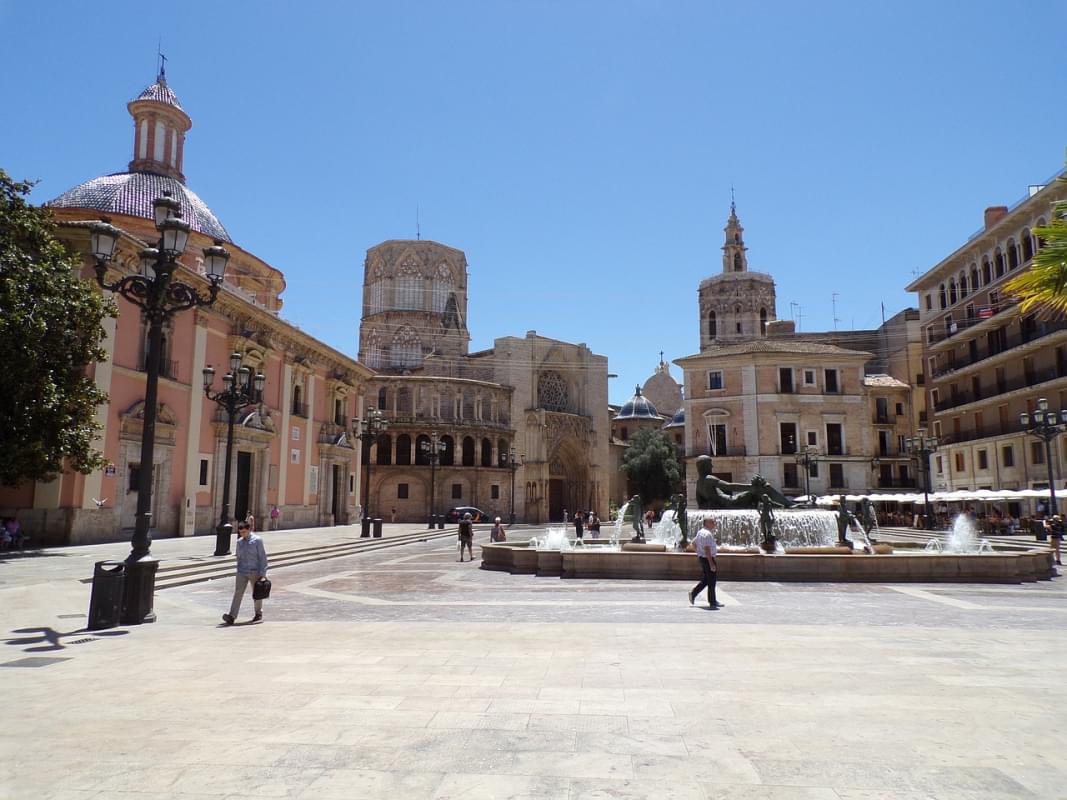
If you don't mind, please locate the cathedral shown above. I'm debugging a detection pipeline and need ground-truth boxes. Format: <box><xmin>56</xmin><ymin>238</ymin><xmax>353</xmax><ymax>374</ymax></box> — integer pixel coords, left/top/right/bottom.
<box><xmin>357</xmin><ymin>240</ymin><xmax>610</xmax><ymax>523</ymax></box>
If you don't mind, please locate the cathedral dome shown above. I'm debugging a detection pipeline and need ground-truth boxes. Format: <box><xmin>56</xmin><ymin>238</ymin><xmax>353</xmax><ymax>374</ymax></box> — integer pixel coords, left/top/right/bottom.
<box><xmin>47</xmin><ymin>70</ymin><xmax>230</xmax><ymax>241</ymax></box>
<box><xmin>641</xmin><ymin>357</ymin><xmax>682</xmax><ymax>414</ymax></box>
<box><xmin>663</xmin><ymin>406</ymin><xmax>685</xmax><ymax>429</ymax></box>
<box><xmin>48</xmin><ymin>172</ymin><xmax>231</xmax><ymax>242</ymax></box>
<box><xmin>613</xmin><ymin>386</ymin><xmax>660</xmax><ymax>421</ymax></box>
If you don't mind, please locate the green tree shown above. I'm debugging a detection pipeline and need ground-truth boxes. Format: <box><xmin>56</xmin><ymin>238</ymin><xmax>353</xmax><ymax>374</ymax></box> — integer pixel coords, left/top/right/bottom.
<box><xmin>620</xmin><ymin>427</ymin><xmax>681</xmax><ymax>506</ymax></box>
<box><xmin>0</xmin><ymin>169</ymin><xmax>114</xmax><ymax>486</ymax></box>
<box><xmin>1005</xmin><ymin>167</ymin><xmax>1067</xmax><ymax>313</ymax></box>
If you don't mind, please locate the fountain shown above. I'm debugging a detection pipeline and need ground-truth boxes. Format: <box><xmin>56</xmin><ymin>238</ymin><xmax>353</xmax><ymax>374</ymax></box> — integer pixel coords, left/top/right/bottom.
<box><xmin>924</xmin><ymin>514</ymin><xmax>996</xmax><ymax>554</ymax></box>
<box><xmin>482</xmin><ymin>454</ymin><xmax>1054</xmax><ymax>583</ymax></box>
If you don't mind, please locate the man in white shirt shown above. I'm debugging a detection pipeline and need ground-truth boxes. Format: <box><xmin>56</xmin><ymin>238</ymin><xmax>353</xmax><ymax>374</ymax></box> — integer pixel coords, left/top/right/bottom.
<box><xmin>689</xmin><ymin>514</ymin><xmax>724</xmax><ymax>609</ymax></box>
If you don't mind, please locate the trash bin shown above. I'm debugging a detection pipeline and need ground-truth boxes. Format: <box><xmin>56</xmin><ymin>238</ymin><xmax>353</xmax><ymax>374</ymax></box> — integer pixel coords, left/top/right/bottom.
<box><xmin>372</xmin><ymin>518</ymin><xmax>383</xmax><ymax>538</ymax></box>
<box><xmin>87</xmin><ymin>560</ymin><xmax>125</xmax><ymax>631</ymax></box>
<box><xmin>427</xmin><ymin>515</ymin><xmax>436</xmax><ymax>530</ymax></box>
<box><xmin>437</xmin><ymin>516</ymin><xmax>444</xmax><ymax>530</ymax></box>
<box><xmin>360</xmin><ymin>518</ymin><xmax>371</xmax><ymax>538</ymax></box>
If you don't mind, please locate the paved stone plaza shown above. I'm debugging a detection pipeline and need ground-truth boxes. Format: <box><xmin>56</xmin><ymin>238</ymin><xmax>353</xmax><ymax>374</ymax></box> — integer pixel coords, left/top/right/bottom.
<box><xmin>2</xmin><ymin>525</ymin><xmax>1067</xmax><ymax>799</ymax></box>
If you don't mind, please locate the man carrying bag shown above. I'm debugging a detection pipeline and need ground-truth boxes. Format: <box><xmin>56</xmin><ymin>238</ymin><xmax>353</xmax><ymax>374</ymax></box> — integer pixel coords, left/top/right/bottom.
<box><xmin>223</xmin><ymin>520</ymin><xmax>269</xmax><ymax>625</ymax></box>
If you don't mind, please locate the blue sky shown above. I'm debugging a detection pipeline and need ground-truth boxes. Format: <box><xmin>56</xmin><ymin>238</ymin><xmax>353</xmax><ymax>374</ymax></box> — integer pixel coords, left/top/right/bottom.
<box><xmin>3</xmin><ymin>1</ymin><xmax>1066</xmax><ymax>405</ymax></box>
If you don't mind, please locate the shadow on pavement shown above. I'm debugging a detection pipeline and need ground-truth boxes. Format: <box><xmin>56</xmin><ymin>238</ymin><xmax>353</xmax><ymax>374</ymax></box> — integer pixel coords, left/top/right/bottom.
<box><xmin>5</xmin><ymin>626</ymin><xmax>129</xmax><ymax>652</ymax></box>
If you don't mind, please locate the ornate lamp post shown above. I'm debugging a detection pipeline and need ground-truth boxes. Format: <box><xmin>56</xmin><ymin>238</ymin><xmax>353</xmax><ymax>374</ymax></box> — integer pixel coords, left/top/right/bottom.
<box><xmin>904</xmin><ymin>430</ymin><xmax>939</xmax><ymax>529</ymax></box>
<box><xmin>1020</xmin><ymin>397</ymin><xmax>1067</xmax><ymax>515</ymax></box>
<box><xmin>500</xmin><ymin>446</ymin><xmax>525</xmax><ymax>526</ymax></box>
<box><xmin>870</xmin><ymin>456</ymin><xmax>881</xmax><ymax>491</ymax></box>
<box><xmin>794</xmin><ymin>447</ymin><xmax>819</xmax><ymax>506</ymax></box>
<box><xmin>420</xmin><ymin>431</ymin><xmax>446</xmax><ymax>528</ymax></box>
<box><xmin>203</xmin><ymin>353</ymin><xmax>265</xmax><ymax>556</ymax></box>
<box><xmin>355</xmin><ymin>407</ymin><xmax>389</xmax><ymax>521</ymax></box>
<box><xmin>88</xmin><ymin>193</ymin><xmax>229</xmax><ymax>624</ymax></box>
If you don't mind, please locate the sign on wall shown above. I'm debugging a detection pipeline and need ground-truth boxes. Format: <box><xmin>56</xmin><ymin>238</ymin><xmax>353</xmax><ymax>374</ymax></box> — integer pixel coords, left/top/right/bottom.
<box><xmin>309</xmin><ymin>465</ymin><xmax>319</xmax><ymax>495</ymax></box>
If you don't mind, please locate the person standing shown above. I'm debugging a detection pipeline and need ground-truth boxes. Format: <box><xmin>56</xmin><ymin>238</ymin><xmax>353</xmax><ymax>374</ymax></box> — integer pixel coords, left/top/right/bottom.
<box><xmin>573</xmin><ymin>511</ymin><xmax>584</xmax><ymax>543</ymax></box>
<box><xmin>562</xmin><ymin>508</ymin><xmax>568</xmax><ymax>525</ymax></box>
<box><xmin>222</xmin><ymin>521</ymin><xmax>269</xmax><ymax>624</ymax></box>
<box><xmin>490</xmin><ymin>517</ymin><xmax>506</xmax><ymax>542</ymax></box>
<box><xmin>688</xmin><ymin>514</ymin><xmax>723</xmax><ymax>609</ymax></box>
<box><xmin>269</xmin><ymin>504</ymin><xmax>280</xmax><ymax>531</ymax></box>
<box><xmin>458</xmin><ymin>512</ymin><xmax>474</xmax><ymax>561</ymax></box>
<box><xmin>244</xmin><ymin>510</ymin><xmax>255</xmax><ymax>533</ymax></box>
<box><xmin>1046</xmin><ymin>514</ymin><xmax>1064</xmax><ymax>566</ymax></box>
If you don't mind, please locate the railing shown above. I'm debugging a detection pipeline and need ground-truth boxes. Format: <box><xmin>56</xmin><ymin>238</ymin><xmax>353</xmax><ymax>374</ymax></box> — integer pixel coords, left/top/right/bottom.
<box><xmin>926</xmin><ymin>298</ymin><xmax>1018</xmax><ymax>346</ymax></box>
<box><xmin>873</xmin><ymin>478</ymin><xmax>918</xmax><ymax>489</ymax></box>
<box><xmin>931</xmin><ymin>321</ymin><xmax>1067</xmax><ymax>379</ymax></box>
<box><xmin>711</xmin><ymin>446</ymin><xmax>747</xmax><ymax>457</ymax></box>
<box><xmin>938</xmin><ymin>421</ymin><xmax>1026</xmax><ymax>446</ymax></box>
<box><xmin>874</xmin><ymin>414</ymin><xmax>896</xmax><ymax>425</ymax></box>
<box><xmin>934</xmin><ymin>366</ymin><xmax>1067</xmax><ymax>412</ymax></box>
<box><xmin>290</xmin><ymin>402</ymin><xmax>308</xmax><ymax>418</ymax></box>
<box><xmin>140</xmin><ymin>357</ymin><xmax>179</xmax><ymax>380</ymax></box>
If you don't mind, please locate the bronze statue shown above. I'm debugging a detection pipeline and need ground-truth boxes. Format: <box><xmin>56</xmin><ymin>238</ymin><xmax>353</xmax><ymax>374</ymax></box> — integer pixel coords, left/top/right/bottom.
<box><xmin>694</xmin><ymin>454</ymin><xmax>798</xmax><ymax>510</ymax></box>
<box><xmin>628</xmin><ymin>494</ymin><xmax>645</xmax><ymax>542</ymax></box>
<box><xmin>836</xmin><ymin>494</ymin><xmax>852</xmax><ymax>546</ymax></box>
<box><xmin>860</xmin><ymin>497</ymin><xmax>877</xmax><ymax>537</ymax></box>
<box><xmin>758</xmin><ymin>496</ymin><xmax>779</xmax><ymax>553</ymax></box>
<box><xmin>671</xmin><ymin>492</ymin><xmax>689</xmax><ymax>549</ymax></box>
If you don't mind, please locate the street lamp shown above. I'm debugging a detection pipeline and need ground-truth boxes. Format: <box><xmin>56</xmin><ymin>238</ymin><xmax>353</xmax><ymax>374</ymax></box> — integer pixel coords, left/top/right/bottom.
<box><xmin>794</xmin><ymin>447</ymin><xmax>819</xmax><ymax>506</ymax></box>
<box><xmin>355</xmin><ymin>407</ymin><xmax>389</xmax><ymax>521</ymax></box>
<box><xmin>420</xmin><ymin>431</ymin><xmax>447</xmax><ymax>528</ymax></box>
<box><xmin>904</xmin><ymin>430</ymin><xmax>939</xmax><ymax>529</ymax></box>
<box><xmin>499</xmin><ymin>446</ymin><xmax>525</xmax><ymax>526</ymax></box>
<box><xmin>88</xmin><ymin>194</ymin><xmax>229</xmax><ymax>624</ymax></box>
<box><xmin>1020</xmin><ymin>397</ymin><xmax>1067</xmax><ymax>515</ymax></box>
<box><xmin>203</xmin><ymin>353</ymin><xmax>265</xmax><ymax>556</ymax></box>
<box><xmin>870</xmin><ymin>456</ymin><xmax>881</xmax><ymax>491</ymax></box>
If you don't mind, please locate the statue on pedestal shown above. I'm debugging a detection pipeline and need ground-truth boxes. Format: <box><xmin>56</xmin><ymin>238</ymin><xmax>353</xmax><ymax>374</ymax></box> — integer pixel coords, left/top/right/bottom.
<box><xmin>628</xmin><ymin>494</ymin><xmax>645</xmax><ymax>542</ymax></box>
<box><xmin>758</xmin><ymin>496</ymin><xmax>780</xmax><ymax>553</ymax></box>
<box><xmin>836</xmin><ymin>494</ymin><xmax>853</xmax><ymax>547</ymax></box>
<box><xmin>671</xmin><ymin>492</ymin><xmax>688</xmax><ymax>550</ymax></box>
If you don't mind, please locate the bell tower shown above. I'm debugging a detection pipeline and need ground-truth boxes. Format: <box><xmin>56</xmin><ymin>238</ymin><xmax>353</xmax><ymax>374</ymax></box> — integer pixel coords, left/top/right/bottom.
<box><xmin>127</xmin><ymin>61</ymin><xmax>192</xmax><ymax>183</ymax></box>
<box><xmin>722</xmin><ymin>201</ymin><xmax>748</xmax><ymax>273</ymax></box>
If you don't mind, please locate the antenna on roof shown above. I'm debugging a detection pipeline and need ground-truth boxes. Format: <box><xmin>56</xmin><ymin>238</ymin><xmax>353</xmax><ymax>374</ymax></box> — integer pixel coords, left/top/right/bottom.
<box><xmin>416</xmin><ymin>204</ymin><xmax>420</xmax><ymax>240</ymax></box>
<box><xmin>832</xmin><ymin>292</ymin><xmax>840</xmax><ymax>331</ymax></box>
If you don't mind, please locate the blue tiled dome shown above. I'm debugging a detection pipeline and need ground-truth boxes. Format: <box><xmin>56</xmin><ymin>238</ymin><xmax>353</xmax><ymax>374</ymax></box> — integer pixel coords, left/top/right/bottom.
<box><xmin>133</xmin><ymin>79</ymin><xmax>184</xmax><ymax>112</ymax></box>
<box><xmin>47</xmin><ymin>172</ymin><xmax>231</xmax><ymax>243</ymax></box>
<box><xmin>664</xmin><ymin>407</ymin><xmax>685</xmax><ymax>429</ymax></box>
<box><xmin>613</xmin><ymin>385</ymin><xmax>660</xmax><ymax>421</ymax></box>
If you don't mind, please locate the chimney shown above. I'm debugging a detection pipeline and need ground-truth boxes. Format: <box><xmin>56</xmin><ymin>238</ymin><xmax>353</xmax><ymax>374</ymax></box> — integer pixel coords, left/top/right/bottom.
<box><xmin>766</xmin><ymin>320</ymin><xmax>795</xmax><ymax>336</ymax></box>
<box><xmin>984</xmin><ymin>206</ymin><xmax>1009</xmax><ymax>229</ymax></box>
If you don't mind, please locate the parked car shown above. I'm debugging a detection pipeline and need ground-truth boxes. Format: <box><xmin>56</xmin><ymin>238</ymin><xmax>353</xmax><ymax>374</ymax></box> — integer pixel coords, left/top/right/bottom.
<box><xmin>446</xmin><ymin>506</ymin><xmax>488</xmax><ymax>523</ymax></box>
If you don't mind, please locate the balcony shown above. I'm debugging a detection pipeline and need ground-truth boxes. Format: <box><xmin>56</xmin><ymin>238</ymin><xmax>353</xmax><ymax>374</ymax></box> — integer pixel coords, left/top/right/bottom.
<box><xmin>931</xmin><ymin>320</ymin><xmax>1067</xmax><ymax>380</ymax></box>
<box><xmin>873</xmin><ymin>414</ymin><xmax>896</xmax><ymax>425</ymax></box>
<box><xmin>140</xmin><ymin>357</ymin><xmax>179</xmax><ymax>381</ymax></box>
<box><xmin>873</xmin><ymin>478</ymin><xmax>918</xmax><ymax>489</ymax></box>
<box><xmin>933</xmin><ymin>366</ymin><xmax>1067</xmax><ymax>412</ymax></box>
<box><xmin>926</xmin><ymin>298</ymin><xmax>1018</xmax><ymax>347</ymax></box>
<box><xmin>712</xmin><ymin>446</ymin><xmax>747</xmax><ymax>457</ymax></box>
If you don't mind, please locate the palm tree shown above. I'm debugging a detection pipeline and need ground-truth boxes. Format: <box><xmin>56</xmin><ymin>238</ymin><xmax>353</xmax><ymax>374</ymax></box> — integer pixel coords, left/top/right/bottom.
<box><xmin>1005</xmin><ymin>170</ymin><xmax>1067</xmax><ymax>314</ymax></box>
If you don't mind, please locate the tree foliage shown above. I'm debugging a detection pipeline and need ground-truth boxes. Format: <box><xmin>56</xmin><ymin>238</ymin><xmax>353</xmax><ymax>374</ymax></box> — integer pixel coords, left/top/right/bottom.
<box><xmin>619</xmin><ymin>427</ymin><xmax>681</xmax><ymax>506</ymax></box>
<box><xmin>1005</xmin><ymin>167</ymin><xmax>1067</xmax><ymax>315</ymax></box>
<box><xmin>0</xmin><ymin>169</ymin><xmax>114</xmax><ymax>486</ymax></box>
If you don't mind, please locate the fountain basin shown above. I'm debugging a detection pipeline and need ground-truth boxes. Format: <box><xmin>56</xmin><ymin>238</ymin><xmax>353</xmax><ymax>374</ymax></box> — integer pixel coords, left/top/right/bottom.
<box><xmin>480</xmin><ymin>541</ymin><xmax>1055</xmax><ymax>583</ymax></box>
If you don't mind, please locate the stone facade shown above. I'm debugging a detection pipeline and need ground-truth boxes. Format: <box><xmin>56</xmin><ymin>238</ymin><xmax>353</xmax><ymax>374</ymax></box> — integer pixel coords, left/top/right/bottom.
<box><xmin>357</xmin><ymin>237</ymin><xmax>609</xmax><ymax>524</ymax></box>
<box><xmin>906</xmin><ymin>170</ymin><xmax>1067</xmax><ymax>496</ymax></box>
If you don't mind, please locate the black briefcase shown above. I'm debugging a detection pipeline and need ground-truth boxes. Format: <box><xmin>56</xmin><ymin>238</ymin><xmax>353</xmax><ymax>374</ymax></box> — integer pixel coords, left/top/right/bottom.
<box><xmin>252</xmin><ymin>577</ymin><xmax>272</xmax><ymax>600</ymax></box>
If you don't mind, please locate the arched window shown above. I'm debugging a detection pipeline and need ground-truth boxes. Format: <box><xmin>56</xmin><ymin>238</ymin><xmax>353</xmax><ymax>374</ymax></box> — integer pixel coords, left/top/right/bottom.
<box><xmin>397</xmin><ymin>387</ymin><xmax>412</xmax><ymax>416</ymax></box>
<box><xmin>462</xmin><ymin>390</ymin><xmax>475</xmax><ymax>420</ymax></box>
<box><xmin>982</xmin><ymin>257</ymin><xmax>992</xmax><ymax>285</ymax></box>
<box><xmin>948</xmin><ymin>279</ymin><xmax>957</xmax><ymax>305</ymax></box>
<box><xmin>498</xmin><ymin>438</ymin><xmax>509</xmax><ymax>461</ymax></box>
<box><xmin>368</xmin><ymin>267</ymin><xmax>385</xmax><ymax>314</ymax></box>
<box><xmin>395</xmin><ymin>433</ymin><xmax>411</xmax><ymax>465</ymax></box>
<box><xmin>958</xmin><ymin>271</ymin><xmax>967</xmax><ymax>298</ymax></box>
<box><xmin>938</xmin><ymin>284</ymin><xmax>947</xmax><ymax>309</ymax></box>
<box><xmin>481</xmin><ymin>438</ymin><xmax>493</xmax><ymax>467</ymax></box>
<box><xmin>375</xmin><ymin>433</ymin><xmax>392</xmax><ymax>465</ymax></box>
<box><xmin>291</xmin><ymin>383</ymin><xmax>303</xmax><ymax>415</ymax></box>
<box><xmin>733</xmin><ymin>252</ymin><xmax>742</xmax><ymax>271</ymax></box>
<box><xmin>760</xmin><ymin>307</ymin><xmax>768</xmax><ymax>335</ymax></box>
<box><xmin>969</xmin><ymin>265</ymin><xmax>979</xmax><ymax>291</ymax></box>
<box><xmin>440</xmin><ymin>435</ymin><xmax>455</xmax><ymax>466</ymax></box>
<box><xmin>377</xmin><ymin>387</ymin><xmax>387</xmax><ymax>409</ymax></box>
<box><xmin>462</xmin><ymin>436</ymin><xmax>475</xmax><ymax>467</ymax></box>
<box><xmin>1036</xmin><ymin>218</ymin><xmax>1048</xmax><ymax>250</ymax></box>
<box><xmin>415</xmin><ymin>434</ymin><xmax>430</xmax><ymax>465</ymax></box>
<box><xmin>708</xmin><ymin>311</ymin><xmax>717</xmax><ymax>339</ymax></box>
<box><xmin>734</xmin><ymin>233</ymin><xmax>740</xmax><ymax>244</ymax></box>
<box><xmin>1022</xmin><ymin>229</ymin><xmax>1034</xmax><ymax>262</ymax></box>
<box><xmin>432</xmin><ymin>264</ymin><xmax>452</xmax><ymax>313</ymax></box>
<box><xmin>396</xmin><ymin>264</ymin><xmax>422</xmax><ymax>310</ymax></box>
<box><xmin>1007</xmin><ymin>239</ymin><xmax>1019</xmax><ymax>269</ymax></box>
<box><xmin>734</xmin><ymin>304</ymin><xmax>743</xmax><ymax>335</ymax></box>
<box><xmin>994</xmin><ymin>248</ymin><xmax>1004</xmax><ymax>277</ymax></box>
<box><xmin>390</xmin><ymin>327</ymin><xmax>421</xmax><ymax>369</ymax></box>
